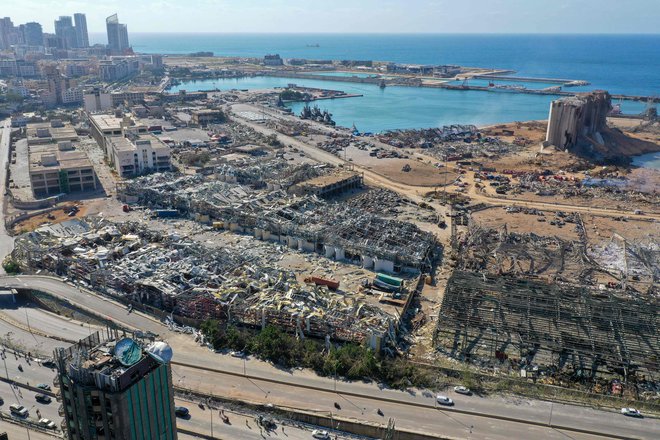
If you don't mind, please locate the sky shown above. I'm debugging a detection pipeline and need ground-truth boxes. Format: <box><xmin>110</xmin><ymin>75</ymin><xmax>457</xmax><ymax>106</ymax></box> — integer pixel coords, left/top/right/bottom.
<box><xmin>3</xmin><ymin>0</ymin><xmax>660</xmax><ymax>34</ymax></box>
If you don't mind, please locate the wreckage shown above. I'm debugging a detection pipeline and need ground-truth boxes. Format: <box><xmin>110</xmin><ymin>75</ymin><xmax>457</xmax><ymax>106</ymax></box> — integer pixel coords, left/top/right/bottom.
<box><xmin>435</xmin><ymin>223</ymin><xmax>658</xmax><ymax>382</ymax></box>
<box><xmin>13</xmin><ymin>218</ymin><xmax>416</xmax><ymax>350</ymax></box>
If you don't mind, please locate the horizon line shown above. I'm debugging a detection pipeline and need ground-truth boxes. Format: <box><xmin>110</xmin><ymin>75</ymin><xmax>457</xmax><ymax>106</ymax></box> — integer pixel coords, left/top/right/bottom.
<box><xmin>87</xmin><ymin>31</ymin><xmax>660</xmax><ymax>36</ymax></box>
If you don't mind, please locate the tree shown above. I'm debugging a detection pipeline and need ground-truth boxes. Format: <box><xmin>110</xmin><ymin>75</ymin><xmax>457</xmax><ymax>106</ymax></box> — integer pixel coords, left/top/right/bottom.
<box><xmin>2</xmin><ymin>258</ymin><xmax>20</xmax><ymax>274</ymax></box>
<box><xmin>200</xmin><ymin>319</ymin><xmax>220</xmax><ymax>347</ymax></box>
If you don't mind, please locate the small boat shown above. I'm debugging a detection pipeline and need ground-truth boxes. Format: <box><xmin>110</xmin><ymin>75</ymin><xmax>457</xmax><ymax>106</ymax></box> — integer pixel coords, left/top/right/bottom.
<box><xmin>379</xmin><ymin>79</ymin><xmax>386</xmax><ymax>89</ymax></box>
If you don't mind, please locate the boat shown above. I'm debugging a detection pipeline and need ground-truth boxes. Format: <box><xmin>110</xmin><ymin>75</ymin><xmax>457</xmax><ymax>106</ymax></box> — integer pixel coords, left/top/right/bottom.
<box><xmin>379</xmin><ymin>79</ymin><xmax>387</xmax><ymax>89</ymax></box>
<box><xmin>306</xmin><ymin>44</ymin><xmax>320</xmax><ymax>48</ymax></box>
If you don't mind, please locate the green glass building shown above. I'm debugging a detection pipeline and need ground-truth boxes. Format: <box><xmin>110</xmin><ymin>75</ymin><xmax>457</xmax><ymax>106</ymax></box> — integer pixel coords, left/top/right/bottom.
<box><xmin>55</xmin><ymin>329</ymin><xmax>177</xmax><ymax>440</ymax></box>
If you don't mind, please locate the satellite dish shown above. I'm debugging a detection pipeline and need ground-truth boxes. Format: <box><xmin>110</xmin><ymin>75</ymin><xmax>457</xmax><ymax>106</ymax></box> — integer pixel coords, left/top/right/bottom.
<box><xmin>146</xmin><ymin>341</ymin><xmax>173</xmax><ymax>364</ymax></box>
<box><xmin>114</xmin><ymin>338</ymin><xmax>142</xmax><ymax>366</ymax></box>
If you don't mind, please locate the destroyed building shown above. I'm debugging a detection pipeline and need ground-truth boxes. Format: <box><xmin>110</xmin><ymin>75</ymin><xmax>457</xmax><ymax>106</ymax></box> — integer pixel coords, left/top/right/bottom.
<box><xmin>545</xmin><ymin>91</ymin><xmax>611</xmax><ymax>151</ymax></box>
<box><xmin>119</xmin><ymin>169</ymin><xmax>438</xmax><ymax>273</ymax></box>
<box><xmin>14</xmin><ymin>218</ymin><xmax>418</xmax><ymax>350</ymax></box>
<box><xmin>435</xmin><ymin>224</ymin><xmax>658</xmax><ymax>383</ymax></box>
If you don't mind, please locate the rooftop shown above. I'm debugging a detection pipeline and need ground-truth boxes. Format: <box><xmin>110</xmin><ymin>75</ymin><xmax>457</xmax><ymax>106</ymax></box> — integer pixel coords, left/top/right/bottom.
<box><xmin>26</xmin><ymin>121</ymin><xmax>78</xmax><ymax>145</ymax></box>
<box><xmin>109</xmin><ymin>134</ymin><xmax>170</xmax><ymax>154</ymax></box>
<box><xmin>29</xmin><ymin>143</ymin><xmax>93</xmax><ymax>172</ymax></box>
<box><xmin>56</xmin><ymin>330</ymin><xmax>169</xmax><ymax>393</ymax></box>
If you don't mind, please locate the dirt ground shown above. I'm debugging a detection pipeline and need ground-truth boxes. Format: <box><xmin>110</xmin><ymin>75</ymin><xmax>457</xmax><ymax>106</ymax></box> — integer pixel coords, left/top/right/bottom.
<box><xmin>345</xmin><ymin>145</ymin><xmax>457</xmax><ymax>187</ymax></box>
<box><xmin>12</xmin><ymin>202</ymin><xmax>87</xmax><ymax>233</ymax></box>
<box><xmin>472</xmin><ymin>207</ymin><xmax>581</xmax><ymax>241</ymax></box>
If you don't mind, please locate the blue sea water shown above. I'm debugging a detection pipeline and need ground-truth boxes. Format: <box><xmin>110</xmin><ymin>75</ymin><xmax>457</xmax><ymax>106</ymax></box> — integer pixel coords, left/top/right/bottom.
<box><xmin>90</xmin><ymin>33</ymin><xmax>660</xmax><ymax>96</ymax></box>
<box><xmin>92</xmin><ymin>33</ymin><xmax>660</xmax><ymax>167</ymax></box>
<box><xmin>167</xmin><ymin>75</ymin><xmax>648</xmax><ymax>133</ymax></box>
<box><xmin>632</xmin><ymin>152</ymin><xmax>660</xmax><ymax>170</ymax></box>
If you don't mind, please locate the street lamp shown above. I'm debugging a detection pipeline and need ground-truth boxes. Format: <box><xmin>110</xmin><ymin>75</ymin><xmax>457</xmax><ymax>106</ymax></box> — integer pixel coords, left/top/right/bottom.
<box><xmin>207</xmin><ymin>398</ymin><xmax>214</xmax><ymax>439</ymax></box>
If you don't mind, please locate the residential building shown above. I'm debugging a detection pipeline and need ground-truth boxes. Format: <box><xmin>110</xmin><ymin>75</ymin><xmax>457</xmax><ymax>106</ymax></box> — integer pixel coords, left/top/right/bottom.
<box><xmin>29</xmin><ymin>141</ymin><xmax>97</xmax><ymax>196</ymax></box>
<box><xmin>61</xmin><ymin>87</ymin><xmax>83</xmax><ymax>104</ymax></box>
<box><xmin>110</xmin><ymin>90</ymin><xmax>145</xmax><ymax>107</ymax></box>
<box><xmin>0</xmin><ymin>17</ymin><xmax>18</xmax><ymax>50</ymax></box>
<box><xmin>55</xmin><ymin>330</ymin><xmax>177</xmax><ymax>440</ymax></box>
<box><xmin>54</xmin><ymin>16</ymin><xmax>77</xmax><ymax>49</ymax></box>
<box><xmin>23</xmin><ymin>22</ymin><xmax>44</xmax><ymax>47</ymax></box>
<box><xmin>106</xmin><ymin>14</ymin><xmax>130</xmax><ymax>54</ymax></box>
<box><xmin>99</xmin><ymin>57</ymin><xmax>139</xmax><ymax>82</ymax></box>
<box><xmin>73</xmin><ymin>13</ymin><xmax>89</xmax><ymax>48</ymax></box>
<box><xmin>107</xmin><ymin>131</ymin><xmax>172</xmax><ymax>177</ymax></box>
<box><xmin>83</xmin><ymin>88</ymin><xmax>113</xmax><ymax>112</ymax></box>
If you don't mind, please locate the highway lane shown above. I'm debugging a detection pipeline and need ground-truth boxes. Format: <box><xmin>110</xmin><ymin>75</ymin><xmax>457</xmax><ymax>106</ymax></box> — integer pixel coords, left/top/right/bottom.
<box><xmin>0</xmin><ymin>347</ymin><xmax>357</xmax><ymax>440</ymax></box>
<box><xmin>175</xmin><ymin>397</ymin><xmax>358</xmax><ymax>440</ymax></box>
<box><xmin>0</xmin><ymin>421</ymin><xmax>56</xmax><ymax>440</ymax></box>
<box><xmin>1</xmin><ymin>275</ymin><xmax>659</xmax><ymax>440</ymax></box>
<box><xmin>0</xmin><ymin>119</ymin><xmax>15</xmax><ymax>273</ymax></box>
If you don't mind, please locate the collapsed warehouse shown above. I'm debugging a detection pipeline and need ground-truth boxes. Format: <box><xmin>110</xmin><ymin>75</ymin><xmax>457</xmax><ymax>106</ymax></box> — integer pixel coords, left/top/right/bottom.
<box><xmin>13</xmin><ymin>218</ymin><xmax>417</xmax><ymax>350</ymax></box>
<box><xmin>119</xmin><ymin>167</ymin><xmax>438</xmax><ymax>273</ymax></box>
<box><xmin>435</xmin><ymin>224</ymin><xmax>658</xmax><ymax>386</ymax></box>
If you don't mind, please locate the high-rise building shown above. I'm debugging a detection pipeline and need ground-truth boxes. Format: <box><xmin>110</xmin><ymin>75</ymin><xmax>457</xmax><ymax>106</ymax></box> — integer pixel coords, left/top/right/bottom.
<box><xmin>73</xmin><ymin>13</ymin><xmax>89</xmax><ymax>48</ymax></box>
<box><xmin>0</xmin><ymin>17</ymin><xmax>17</xmax><ymax>50</ymax></box>
<box><xmin>55</xmin><ymin>329</ymin><xmax>177</xmax><ymax>440</ymax></box>
<box><xmin>54</xmin><ymin>16</ymin><xmax>77</xmax><ymax>49</ymax></box>
<box><xmin>106</xmin><ymin>14</ymin><xmax>130</xmax><ymax>54</ymax></box>
<box><xmin>23</xmin><ymin>22</ymin><xmax>44</xmax><ymax>47</ymax></box>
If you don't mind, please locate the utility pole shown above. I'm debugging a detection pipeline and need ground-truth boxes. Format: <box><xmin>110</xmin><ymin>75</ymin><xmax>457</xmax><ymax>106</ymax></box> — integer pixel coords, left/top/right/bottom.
<box><xmin>2</xmin><ymin>351</ymin><xmax>9</xmax><ymax>380</ymax></box>
<box><xmin>208</xmin><ymin>398</ymin><xmax>214</xmax><ymax>439</ymax></box>
<box><xmin>25</xmin><ymin>309</ymin><xmax>32</xmax><ymax>334</ymax></box>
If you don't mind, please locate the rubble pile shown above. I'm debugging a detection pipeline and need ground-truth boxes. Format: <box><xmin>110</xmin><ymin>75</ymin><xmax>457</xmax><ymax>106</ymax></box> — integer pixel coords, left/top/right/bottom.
<box><xmin>13</xmin><ymin>218</ymin><xmax>400</xmax><ymax>345</ymax></box>
<box><xmin>434</xmin><ymin>222</ymin><xmax>659</xmax><ymax>388</ymax></box>
<box><xmin>376</xmin><ymin>125</ymin><xmax>517</xmax><ymax>161</ymax></box>
<box><xmin>120</xmin><ymin>173</ymin><xmax>439</xmax><ymax>271</ymax></box>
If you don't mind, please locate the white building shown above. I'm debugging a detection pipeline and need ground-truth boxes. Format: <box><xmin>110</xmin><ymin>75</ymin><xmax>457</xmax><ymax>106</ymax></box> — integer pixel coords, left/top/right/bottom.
<box><xmin>106</xmin><ymin>132</ymin><xmax>171</xmax><ymax>177</ymax></box>
<box><xmin>83</xmin><ymin>89</ymin><xmax>113</xmax><ymax>112</ymax></box>
<box><xmin>61</xmin><ymin>87</ymin><xmax>83</xmax><ymax>104</ymax></box>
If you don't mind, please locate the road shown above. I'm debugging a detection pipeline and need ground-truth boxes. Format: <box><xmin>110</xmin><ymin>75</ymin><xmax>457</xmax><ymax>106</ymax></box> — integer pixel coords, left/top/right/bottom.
<box><xmin>0</xmin><ymin>344</ymin><xmax>356</xmax><ymax>440</ymax></box>
<box><xmin>0</xmin><ymin>119</ymin><xmax>15</xmax><ymax>273</ymax></box>
<box><xmin>1</xmin><ymin>276</ymin><xmax>658</xmax><ymax>440</ymax></box>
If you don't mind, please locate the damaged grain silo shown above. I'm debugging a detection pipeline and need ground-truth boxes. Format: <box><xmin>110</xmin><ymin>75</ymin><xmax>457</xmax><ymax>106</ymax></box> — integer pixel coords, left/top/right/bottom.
<box><xmin>545</xmin><ymin>91</ymin><xmax>612</xmax><ymax>150</ymax></box>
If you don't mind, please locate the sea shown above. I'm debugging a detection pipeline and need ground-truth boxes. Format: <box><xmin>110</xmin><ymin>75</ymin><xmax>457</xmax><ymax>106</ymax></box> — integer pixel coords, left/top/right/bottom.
<box><xmin>90</xmin><ymin>33</ymin><xmax>660</xmax><ymax>168</ymax></box>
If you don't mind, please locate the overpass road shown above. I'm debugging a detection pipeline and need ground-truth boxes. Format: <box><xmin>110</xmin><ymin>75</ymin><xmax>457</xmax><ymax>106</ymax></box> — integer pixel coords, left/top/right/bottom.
<box><xmin>0</xmin><ymin>276</ymin><xmax>658</xmax><ymax>439</ymax></box>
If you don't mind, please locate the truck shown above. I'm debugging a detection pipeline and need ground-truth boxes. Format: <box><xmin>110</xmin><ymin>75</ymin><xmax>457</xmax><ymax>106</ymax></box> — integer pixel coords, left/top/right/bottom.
<box><xmin>304</xmin><ymin>276</ymin><xmax>340</xmax><ymax>290</ymax></box>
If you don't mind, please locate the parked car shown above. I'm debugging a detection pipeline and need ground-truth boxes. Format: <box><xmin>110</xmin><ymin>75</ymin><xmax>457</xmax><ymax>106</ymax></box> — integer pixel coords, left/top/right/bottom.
<box><xmin>312</xmin><ymin>429</ymin><xmax>330</xmax><ymax>439</ymax></box>
<box><xmin>436</xmin><ymin>395</ymin><xmax>454</xmax><ymax>406</ymax></box>
<box><xmin>454</xmin><ymin>386</ymin><xmax>472</xmax><ymax>395</ymax></box>
<box><xmin>35</xmin><ymin>394</ymin><xmax>52</xmax><ymax>404</ymax></box>
<box><xmin>42</xmin><ymin>360</ymin><xmax>56</xmax><ymax>368</ymax></box>
<box><xmin>175</xmin><ymin>406</ymin><xmax>190</xmax><ymax>417</ymax></box>
<box><xmin>9</xmin><ymin>403</ymin><xmax>28</xmax><ymax>417</ymax></box>
<box><xmin>36</xmin><ymin>383</ymin><xmax>52</xmax><ymax>391</ymax></box>
<box><xmin>39</xmin><ymin>418</ymin><xmax>57</xmax><ymax>429</ymax></box>
<box><xmin>621</xmin><ymin>408</ymin><xmax>642</xmax><ymax>418</ymax></box>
